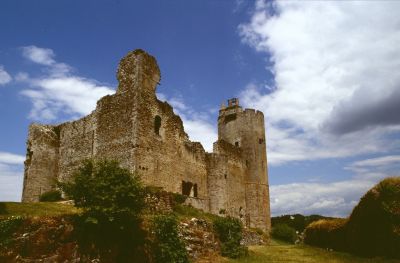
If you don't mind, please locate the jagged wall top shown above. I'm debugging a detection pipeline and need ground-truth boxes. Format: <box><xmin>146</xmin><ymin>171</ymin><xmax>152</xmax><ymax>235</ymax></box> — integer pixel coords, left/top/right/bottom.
<box><xmin>116</xmin><ymin>49</ymin><xmax>161</xmax><ymax>94</ymax></box>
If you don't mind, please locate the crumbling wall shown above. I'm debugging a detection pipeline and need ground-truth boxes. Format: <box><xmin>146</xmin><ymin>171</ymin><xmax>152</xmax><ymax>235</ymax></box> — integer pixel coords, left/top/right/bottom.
<box><xmin>58</xmin><ymin>114</ymin><xmax>96</xmax><ymax>182</ymax></box>
<box><xmin>94</xmin><ymin>92</ymin><xmax>136</xmax><ymax>170</ymax></box>
<box><xmin>206</xmin><ymin>140</ymin><xmax>246</xmax><ymax>219</ymax></box>
<box><xmin>22</xmin><ymin>124</ymin><xmax>60</xmax><ymax>202</ymax></box>
<box><xmin>115</xmin><ymin>51</ymin><xmax>209</xmax><ymax>206</ymax></box>
<box><xmin>132</xmin><ymin>88</ymin><xmax>209</xmax><ymax>204</ymax></box>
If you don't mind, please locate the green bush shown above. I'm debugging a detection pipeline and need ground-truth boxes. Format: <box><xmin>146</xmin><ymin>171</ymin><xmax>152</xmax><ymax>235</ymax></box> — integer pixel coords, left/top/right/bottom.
<box><xmin>271</xmin><ymin>223</ymin><xmax>298</xmax><ymax>244</ymax></box>
<box><xmin>304</xmin><ymin>219</ymin><xmax>347</xmax><ymax>250</ymax></box>
<box><xmin>59</xmin><ymin>159</ymin><xmax>147</xmax><ymax>261</ymax></box>
<box><xmin>304</xmin><ymin>177</ymin><xmax>400</xmax><ymax>259</ymax></box>
<box><xmin>0</xmin><ymin>203</ymin><xmax>6</xmax><ymax>214</ymax></box>
<box><xmin>39</xmin><ymin>190</ymin><xmax>62</xmax><ymax>202</ymax></box>
<box><xmin>213</xmin><ymin>216</ymin><xmax>247</xmax><ymax>258</ymax></box>
<box><xmin>0</xmin><ymin>216</ymin><xmax>24</xmax><ymax>246</ymax></box>
<box><xmin>59</xmin><ymin>159</ymin><xmax>145</xmax><ymax>222</ymax></box>
<box><xmin>346</xmin><ymin>177</ymin><xmax>400</xmax><ymax>258</ymax></box>
<box><xmin>172</xmin><ymin>192</ymin><xmax>187</xmax><ymax>205</ymax></box>
<box><xmin>152</xmin><ymin>214</ymin><xmax>189</xmax><ymax>263</ymax></box>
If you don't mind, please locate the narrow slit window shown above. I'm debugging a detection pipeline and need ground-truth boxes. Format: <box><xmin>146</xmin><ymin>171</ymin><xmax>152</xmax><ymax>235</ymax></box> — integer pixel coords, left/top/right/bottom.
<box><xmin>154</xmin><ymin>115</ymin><xmax>161</xmax><ymax>135</ymax></box>
<box><xmin>193</xmin><ymin>184</ymin><xmax>198</xmax><ymax>198</ymax></box>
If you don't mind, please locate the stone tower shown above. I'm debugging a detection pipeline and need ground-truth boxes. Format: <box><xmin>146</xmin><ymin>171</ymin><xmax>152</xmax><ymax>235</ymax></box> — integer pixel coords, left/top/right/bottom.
<box><xmin>218</xmin><ymin>98</ymin><xmax>271</xmax><ymax>230</ymax></box>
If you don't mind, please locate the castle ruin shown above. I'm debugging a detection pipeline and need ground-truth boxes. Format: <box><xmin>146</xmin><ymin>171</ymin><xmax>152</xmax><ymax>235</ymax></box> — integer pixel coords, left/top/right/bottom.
<box><xmin>22</xmin><ymin>49</ymin><xmax>271</xmax><ymax>231</ymax></box>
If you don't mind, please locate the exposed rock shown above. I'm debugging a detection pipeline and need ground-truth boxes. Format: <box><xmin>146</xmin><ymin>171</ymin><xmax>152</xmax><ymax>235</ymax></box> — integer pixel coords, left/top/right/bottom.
<box><xmin>178</xmin><ymin>217</ymin><xmax>219</xmax><ymax>262</ymax></box>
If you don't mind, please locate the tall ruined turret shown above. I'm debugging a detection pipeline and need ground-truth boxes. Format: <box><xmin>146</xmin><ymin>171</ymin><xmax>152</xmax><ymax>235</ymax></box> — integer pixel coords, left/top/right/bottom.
<box><xmin>218</xmin><ymin>98</ymin><xmax>271</xmax><ymax>231</ymax></box>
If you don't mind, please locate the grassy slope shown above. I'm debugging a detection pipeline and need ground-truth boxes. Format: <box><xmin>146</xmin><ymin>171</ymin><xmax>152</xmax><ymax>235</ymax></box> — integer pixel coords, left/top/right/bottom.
<box><xmin>0</xmin><ymin>202</ymin><xmax>79</xmax><ymax>218</ymax></box>
<box><xmin>3</xmin><ymin>202</ymin><xmax>399</xmax><ymax>262</ymax></box>
<box><xmin>227</xmin><ymin>240</ymin><xmax>400</xmax><ymax>263</ymax></box>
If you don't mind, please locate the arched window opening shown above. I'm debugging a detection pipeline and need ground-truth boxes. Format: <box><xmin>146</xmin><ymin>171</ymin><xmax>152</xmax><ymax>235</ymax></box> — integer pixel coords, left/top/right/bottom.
<box><xmin>154</xmin><ymin>115</ymin><xmax>161</xmax><ymax>135</ymax></box>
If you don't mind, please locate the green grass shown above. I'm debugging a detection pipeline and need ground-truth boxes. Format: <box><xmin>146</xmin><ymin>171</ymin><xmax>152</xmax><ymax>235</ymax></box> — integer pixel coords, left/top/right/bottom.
<box><xmin>227</xmin><ymin>240</ymin><xmax>400</xmax><ymax>263</ymax></box>
<box><xmin>173</xmin><ymin>204</ymin><xmax>219</xmax><ymax>222</ymax></box>
<box><xmin>0</xmin><ymin>202</ymin><xmax>80</xmax><ymax>218</ymax></box>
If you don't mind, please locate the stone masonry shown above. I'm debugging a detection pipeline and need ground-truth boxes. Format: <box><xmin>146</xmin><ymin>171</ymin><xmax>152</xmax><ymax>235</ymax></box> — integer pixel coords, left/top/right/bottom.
<box><xmin>22</xmin><ymin>49</ymin><xmax>271</xmax><ymax>231</ymax></box>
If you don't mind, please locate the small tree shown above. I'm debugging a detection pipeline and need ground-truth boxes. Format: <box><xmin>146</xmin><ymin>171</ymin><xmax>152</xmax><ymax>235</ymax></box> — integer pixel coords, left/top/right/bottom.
<box><xmin>213</xmin><ymin>216</ymin><xmax>247</xmax><ymax>258</ymax></box>
<box><xmin>152</xmin><ymin>214</ymin><xmax>189</xmax><ymax>263</ymax></box>
<box><xmin>59</xmin><ymin>159</ymin><xmax>147</xmax><ymax>261</ymax></box>
<box><xmin>59</xmin><ymin>159</ymin><xmax>145</xmax><ymax>222</ymax></box>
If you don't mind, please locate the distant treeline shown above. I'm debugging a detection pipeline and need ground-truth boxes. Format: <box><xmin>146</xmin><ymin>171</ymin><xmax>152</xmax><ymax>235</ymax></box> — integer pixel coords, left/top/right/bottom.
<box><xmin>272</xmin><ymin>214</ymin><xmax>336</xmax><ymax>233</ymax></box>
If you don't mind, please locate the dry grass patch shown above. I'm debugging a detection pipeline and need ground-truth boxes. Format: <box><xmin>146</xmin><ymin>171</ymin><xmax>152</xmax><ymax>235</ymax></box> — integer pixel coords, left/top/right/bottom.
<box><xmin>226</xmin><ymin>240</ymin><xmax>400</xmax><ymax>263</ymax></box>
<box><xmin>0</xmin><ymin>202</ymin><xmax>80</xmax><ymax>218</ymax></box>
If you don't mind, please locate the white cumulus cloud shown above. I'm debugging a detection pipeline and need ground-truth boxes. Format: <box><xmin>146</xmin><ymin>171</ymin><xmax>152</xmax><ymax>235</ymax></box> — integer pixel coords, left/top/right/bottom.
<box><xmin>271</xmin><ymin>178</ymin><xmax>372</xmax><ymax>217</ymax></box>
<box><xmin>20</xmin><ymin>46</ymin><xmax>115</xmax><ymax>121</ymax></box>
<box><xmin>0</xmin><ymin>65</ymin><xmax>12</xmax><ymax>85</ymax></box>
<box><xmin>0</xmin><ymin>151</ymin><xmax>24</xmax><ymax>201</ymax></box>
<box><xmin>22</xmin><ymin>45</ymin><xmax>56</xmax><ymax>66</ymax></box>
<box><xmin>239</xmin><ymin>1</ymin><xmax>400</xmax><ymax>165</ymax></box>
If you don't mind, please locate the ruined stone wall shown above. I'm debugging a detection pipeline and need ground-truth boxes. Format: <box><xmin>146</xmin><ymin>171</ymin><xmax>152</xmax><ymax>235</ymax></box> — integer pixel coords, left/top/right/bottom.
<box><xmin>22</xmin><ymin>124</ymin><xmax>60</xmax><ymax>202</ymax></box>
<box><xmin>116</xmin><ymin>51</ymin><xmax>209</xmax><ymax>205</ymax></box>
<box><xmin>57</xmin><ymin>114</ymin><xmax>96</xmax><ymax>182</ymax></box>
<box><xmin>207</xmin><ymin>140</ymin><xmax>246</xmax><ymax>219</ymax></box>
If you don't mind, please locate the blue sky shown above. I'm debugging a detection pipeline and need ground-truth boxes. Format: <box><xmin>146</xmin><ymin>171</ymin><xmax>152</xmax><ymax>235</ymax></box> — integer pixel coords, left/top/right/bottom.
<box><xmin>1</xmin><ymin>0</ymin><xmax>400</xmax><ymax>217</ymax></box>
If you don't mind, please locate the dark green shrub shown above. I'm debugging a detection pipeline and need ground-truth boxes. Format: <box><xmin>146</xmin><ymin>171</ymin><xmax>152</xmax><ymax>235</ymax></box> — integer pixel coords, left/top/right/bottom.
<box><xmin>0</xmin><ymin>203</ymin><xmax>6</xmax><ymax>214</ymax></box>
<box><xmin>304</xmin><ymin>218</ymin><xmax>347</xmax><ymax>250</ymax></box>
<box><xmin>271</xmin><ymin>223</ymin><xmax>298</xmax><ymax>244</ymax></box>
<box><xmin>304</xmin><ymin>177</ymin><xmax>400</xmax><ymax>259</ymax></box>
<box><xmin>58</xmin><ymin>159</ymin><xmax>147</xmax><ymax>261</ymax></box>
<box><xmin>0</xmin><ymin>216</ymin><xmax>24</xmax><ymax>246</ymax></box>
<box><xmin>172</xmin><ymin>192</ymin><xmax>187</xmax><ymax>205</ymax></box>
<box><xmin>59</xmin><ymin>159</ymin><xmax>145</xmax><ymax>221</ymax></box>
<box><xmin>346</xmin><ymin>177</ymin><xmax>400</xmax><ymax>258</ymax></box>
<box><xmin>152</xmin><ymin>214</ymin><xmax>189</xmax><ymax>263</ymax></box>
<box><xmin>213</xmin><ymin>216</ymin><xmax>247</xmax><ymax>258</ymax></box>
<box><xmin>144</xmin><ymin>185</ymin><xmax>163</xmax><ymax>195</ymax></box>
<box><xmin>39</xmin><ymin>190</ymin><xmax>62</xmax><ymax>202</ymax></box>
